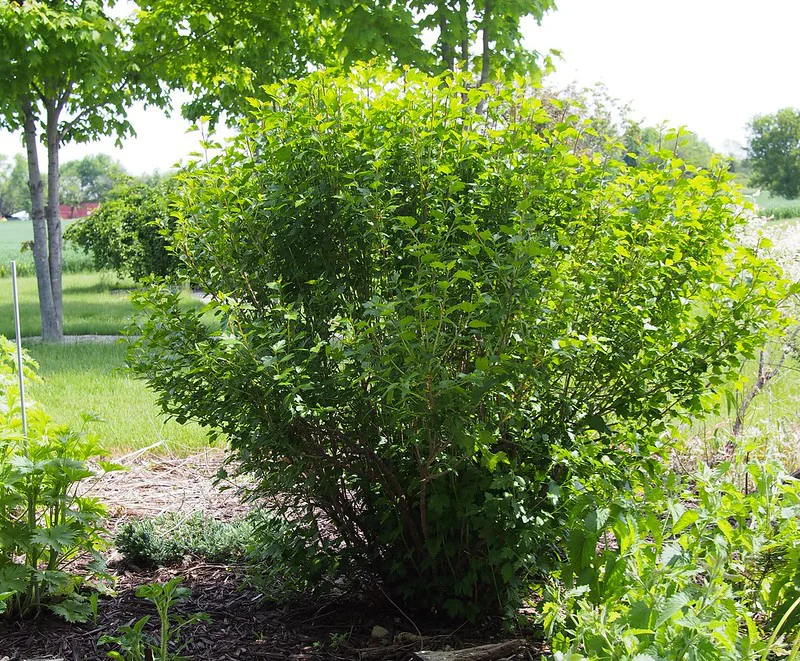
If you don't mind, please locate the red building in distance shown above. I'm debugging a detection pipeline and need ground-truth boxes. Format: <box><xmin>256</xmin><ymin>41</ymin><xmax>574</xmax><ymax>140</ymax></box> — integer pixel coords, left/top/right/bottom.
<box><xmin>59</xmin><ymin>202</ymin><xmax>99</xmax><ymax>219</ymax></box>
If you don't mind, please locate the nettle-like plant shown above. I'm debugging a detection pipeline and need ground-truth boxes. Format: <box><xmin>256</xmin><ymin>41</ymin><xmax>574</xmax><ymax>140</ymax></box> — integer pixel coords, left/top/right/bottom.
<box><xmin>129</xmin><ymin>67</ymin><xmax>790</xmax><ymax>618</ymax></box>
<box><xmin>0</xmin><ymin>336</ymin><xmax>119</xmax><ymax>620</ymax></box>
<box><xmin>100</xmin><ymin>577</ymin><xmax>209</xmax><ymax>661</ymax></box>
<box><xmin>544</xmin><ymin>442</ymin><xmax>800</xmax><ymax>659</ymax></box>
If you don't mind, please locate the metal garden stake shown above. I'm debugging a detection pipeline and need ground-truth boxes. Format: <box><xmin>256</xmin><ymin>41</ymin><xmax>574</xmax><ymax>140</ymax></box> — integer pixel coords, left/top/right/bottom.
<box><xmin>11</xmin><ymin>260</ymin><xmax>27</xmax><ymax>440</ymax></box>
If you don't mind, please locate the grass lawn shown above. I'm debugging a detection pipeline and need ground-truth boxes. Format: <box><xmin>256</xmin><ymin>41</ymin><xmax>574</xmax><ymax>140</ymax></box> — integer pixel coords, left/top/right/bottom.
<box><xmin>26</xmin><ymin>341</ymin><xmax>214</xmax><ymax>455</ymax></box>
<box><xmin>753</xmin><ymin>190</ymin><xmax>800</xmax><ymax>210</ymax></box>
<box><xmin>0</xmin><ymin>268</ymin><xmax>211</xmax><ymax>456</ymax></box>
<box><xmin>0</xmin><ymin>219</ymin><xmax>92</xmax><ymax>276</ymax></box>
<box><xmin>0</xmin><ymin>271</ymin><xmax>203</xmax><ymax>337</ymax></box>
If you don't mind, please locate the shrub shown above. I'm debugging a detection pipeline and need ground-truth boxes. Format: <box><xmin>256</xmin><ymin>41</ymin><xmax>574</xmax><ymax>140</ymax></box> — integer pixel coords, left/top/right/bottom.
<box><xmin>128</xmin><ymin>67</ymin><xmax>790</xmax><ymax>619</ymax></box>
<box><xmin>64</xmin><ymin>180</ymin><xmax>180</xmax><ymax>280</ymax></box>
<box><xmin>115</xmin><ymin>512</ymin><xmax>254</xmax><ymax>567</ymax></box>
<box><xmin>0</xmin><ymin>336</ymin><xmax>120</xmax><ymax>620</ymax></box>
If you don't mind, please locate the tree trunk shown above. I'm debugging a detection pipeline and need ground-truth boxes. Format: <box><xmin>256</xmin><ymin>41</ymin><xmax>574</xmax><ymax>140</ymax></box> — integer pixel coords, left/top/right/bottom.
<box><xmin>479</xmin><ymin>0</ymin><xmax>492</xmax><ymax>85</ymax></box>
<box><xmin>21</xmin><ymin>98</ymin><xmax>59</xmax><ymax>341</ymax></box>
<box><xmin>459</xmin><ymin>0</ymin><xmax>469</xmax><ymax>63</ymax></box>
<box><xmin>438</xmin><ymin>10</ymin><xmax>455</xmax><ymax>72</ymax></box>
<box><xmin>45</xmin><ymin>100</ymin><xmax>63</xmax><ymax>340</ymax></box>
<box><xmin>475</xmin><ymin>0</ymin><xmax>492</xmax><ymax>114</ymax></box>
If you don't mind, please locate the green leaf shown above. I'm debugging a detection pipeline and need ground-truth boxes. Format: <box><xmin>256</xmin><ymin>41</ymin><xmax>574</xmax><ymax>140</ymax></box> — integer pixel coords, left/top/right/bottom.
<box><xmin>672</xmin><ymin>510</ymin><xmax>699</xmax><ymax>534</ymax></box>
<box><xmin>48</xmin><ymin>597</ymin><xmax>93</xmax><ymax>623</ymax></box>
<box><xmin>655</xmin><ymin>591</ymin><xmax>691</xmax><ymax>627</ymax></box>
<box><xmin>31</xmin><ymin>525</ymin><xmax>78</xmax><ymax>553</ymax></box>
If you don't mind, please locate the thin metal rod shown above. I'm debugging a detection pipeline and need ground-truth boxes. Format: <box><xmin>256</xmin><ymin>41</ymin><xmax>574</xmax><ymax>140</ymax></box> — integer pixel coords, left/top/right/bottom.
<box><xmin>11</xmin><ymin>261</ymin><xmax>27</xmax><ymax>441</ymax></box>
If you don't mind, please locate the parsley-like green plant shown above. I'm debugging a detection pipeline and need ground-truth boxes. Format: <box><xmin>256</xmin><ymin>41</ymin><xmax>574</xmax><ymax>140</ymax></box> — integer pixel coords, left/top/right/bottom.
<box><xmin>128</xmin><ymin>66</ymin><xmax>792</xmax><ymax>619</ymax></box>
<box><xmin>0</xmin><ymin>336</ymin><xmax>121</xmax><ymax>621</ymax></box>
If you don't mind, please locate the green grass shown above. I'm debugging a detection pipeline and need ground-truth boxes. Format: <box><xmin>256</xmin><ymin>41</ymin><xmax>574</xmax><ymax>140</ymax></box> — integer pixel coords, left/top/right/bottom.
<box><xmin>0</xmin><ymin>268</ymin><xmax>211</xmax><ymax>455</ymax></box>
<box><xmin>0</xmin><ymin>219</ymin><xmax>93</xmax><ymax>277</ymax></box>
<box><xmin>0</xmin><ymin>271</ymin><xmax>203</xmax><ymax>338</ymax></box>
<box><xmin>26</xmin><ymin>342</ymin><xmax>213</xmax><ymax>455</ymax></box>
<box><xmin>750</xmin><ymin>191</ymin><xmax>800</xmax><ymax>221</ymax></box>
<box><xmin>753</xmin><ymin>191</ymin><xmax>800</xmax><ymax>210</ymax></box>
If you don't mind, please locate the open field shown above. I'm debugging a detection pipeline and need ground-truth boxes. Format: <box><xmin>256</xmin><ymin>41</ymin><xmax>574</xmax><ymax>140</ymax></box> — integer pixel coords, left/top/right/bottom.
<box><xmin>0</xmin><ymin>271</ymin><xmax>204</xmax><ymax>337</ymax></box>
<box><xmin>754</xmin><ymin>190</ymin><xmax>800</xmax><ymax>210</ymax></box>
<box><xmin>0</xmin><ymin>218</ymin><xmax>92</xmax><ymax>276</ymax></box>
<box><xmin>752</xmin><ymin>190</ymin><xmax>800</xmax><ymax>221</ymax></box>
<box><xmin>26</xmin><ymin>341</ymin><xmax>213</xmax><ymax>455</ymax></box>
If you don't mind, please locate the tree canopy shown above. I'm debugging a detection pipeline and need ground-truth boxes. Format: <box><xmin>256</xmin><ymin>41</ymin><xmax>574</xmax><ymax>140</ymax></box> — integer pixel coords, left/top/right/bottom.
<box><xmin>0</xmin><ymin>0</ymin><xmax>557</xmax><ymax>341</ymax></box>
<box><xmin>747</xmin><ymin>107</ymin><xmax>800</xmax><ymax>199</ymax></box>
<box><xmin>59</xmin><ymin>154</ymin><xmax>127</xmax><ymax>205</ymax></box>
<box><xmin>132</xmin><ymin>0</ymin><xmax>557</xmax><ymax>123</ymax></box>
<box><xmin>0</xmin><ymin>0</ymin><xmax>167</xmax><ymax>339</ymax></box>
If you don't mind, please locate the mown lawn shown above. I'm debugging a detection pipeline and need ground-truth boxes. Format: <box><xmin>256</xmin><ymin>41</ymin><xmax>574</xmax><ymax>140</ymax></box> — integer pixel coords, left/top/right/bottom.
<box><xmin>0</xmin><ymin>271</ymin><xmax>203</xmax><ymax>337</ymax></box>
<box><xmin>25</xmin><ymin>341</ymin><xmax>214</xmax><ymax>455</ymax></box>
<box><xmin>0</xmin><ymin>268</ymin><xmax>212</xmax><ymax>456</ymax></box>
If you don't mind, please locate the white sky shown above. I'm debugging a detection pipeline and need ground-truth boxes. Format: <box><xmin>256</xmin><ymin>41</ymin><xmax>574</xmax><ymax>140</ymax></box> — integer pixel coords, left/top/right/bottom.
<box><xmin>2</xmin><ymin>0</ymin><xmax>798</xmax><ymax>174</ymax></box>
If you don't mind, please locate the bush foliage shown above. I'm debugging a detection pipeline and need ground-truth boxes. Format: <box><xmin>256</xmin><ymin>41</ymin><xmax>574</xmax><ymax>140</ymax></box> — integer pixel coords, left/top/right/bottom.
<box><xmin>544</xmin><ymin>442</ymin><xmax>800</xmax><ymax>659</ymax></box>
<box><xmin>65</xmin><ymin>180</ymin><xmax>179</xmax><ymax>281</ymax></box>
<box><xmin>129</xmin><ymin>68</ymin><xmax>790</xmax><ymax>618</ymax></box>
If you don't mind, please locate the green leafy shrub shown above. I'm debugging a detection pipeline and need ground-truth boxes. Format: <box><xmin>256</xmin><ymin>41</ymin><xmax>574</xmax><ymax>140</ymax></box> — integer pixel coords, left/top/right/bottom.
<box><xmin>0</xmin><ymin>336</ymin><xmax>120</xmax><ymax>620</ymax></box>
<box><xmin>128</xmin><ymin>67</ymin><xmax>789</xmax><ymax>619</ymax></box>
<box><xmin>543</xmin><ymin>442</ymin><xmax>800</xmax><ymax>659</ymax></box>
<box><xmin>65</xmin><ymin>180</ymin><xmax>180</xmax><ymax>280</ymax></box>
<box><xmin>100</xmin><ymin>577</ymin><xmax>209</xmax><ymax>661</ymax></box>
<box><xmin>245</xmin><ymin>512</ymin><xmax>342</xmax><ymax>600</ymax></box>
<box><xmin>115</xmin><ymin>512</ymin><xmax>254</xmax><ymax>566</ymax></box>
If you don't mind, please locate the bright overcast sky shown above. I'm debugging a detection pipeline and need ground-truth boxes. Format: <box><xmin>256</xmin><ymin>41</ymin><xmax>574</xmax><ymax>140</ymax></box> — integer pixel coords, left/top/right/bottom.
<box><xmin>2</xmin><ymin>0</ymin><xmax>798</xmax><ymax>174</ymax></box>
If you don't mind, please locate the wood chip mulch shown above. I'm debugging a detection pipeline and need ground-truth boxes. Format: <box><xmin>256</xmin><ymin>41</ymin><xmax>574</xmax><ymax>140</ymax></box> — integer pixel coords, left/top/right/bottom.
<box><xmin>0</xmin><ymin>452</ymin><xmax>544</xmax><ymax>660</ymax></box>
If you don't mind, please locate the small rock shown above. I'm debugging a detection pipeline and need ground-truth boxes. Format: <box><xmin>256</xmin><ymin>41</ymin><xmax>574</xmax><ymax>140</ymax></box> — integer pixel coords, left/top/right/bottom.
<box><xmin>371</xmin><ymin>625</ymin><xmax>391</xmax><ymax>643</ymax></box>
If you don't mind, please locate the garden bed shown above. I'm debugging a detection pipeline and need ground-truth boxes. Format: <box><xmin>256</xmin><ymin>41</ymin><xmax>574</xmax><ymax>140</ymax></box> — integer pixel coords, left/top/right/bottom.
<box><xmin>0</xmin><ymin>452</ymin><xmax>543</xmax><ymax>660</ymax></box>
<box><xmin>1</xmin><ymin>561</ymin><xmax>542</xmax><ymax>660</ymax></box>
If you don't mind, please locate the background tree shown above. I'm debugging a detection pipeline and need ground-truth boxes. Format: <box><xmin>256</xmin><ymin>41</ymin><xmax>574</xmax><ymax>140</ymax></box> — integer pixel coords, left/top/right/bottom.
<box><xmin>747</xmin><ymin>108</ymin><xmax>800</xmax><ymax>199</ymax></box>
<box><xmin>58</xmin><ymin>172</ymin><xmax>83</xmax><ymax>217</ymax></box>
<box><xmin>0</xmin><ymin>154</ymin><xmax>30</xmax><ymax>217</ymax></box>
<box><xmin>60</xmin><ymin>154</ymin><xmax>127</xmax><ymax>204</ymax></box>
<box><xmin>416</xmin><ymin>0</ymin><xmax>557</xmax><ymax>85</ymax></box>
<box><xmin>133</xmin><ymin>0</ymin><xmax>558</xmax><ymax>124</ymax></box>
<box><xmin>0</xmin><ymin>0</ymin><xmax>168</xmax><ymax>340</ymax></box>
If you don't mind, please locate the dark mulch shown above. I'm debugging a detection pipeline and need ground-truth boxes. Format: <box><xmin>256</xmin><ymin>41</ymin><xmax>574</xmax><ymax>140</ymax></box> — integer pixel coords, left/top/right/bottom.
<box><xmin>0</xmin><ymin>562</ymin><xmax>543</xmax><ymax>660</ymax></box>
<box><xmin>0</xmin><ymin>453</ymin><xmax>543</xmax><ymax>660</ymax></box>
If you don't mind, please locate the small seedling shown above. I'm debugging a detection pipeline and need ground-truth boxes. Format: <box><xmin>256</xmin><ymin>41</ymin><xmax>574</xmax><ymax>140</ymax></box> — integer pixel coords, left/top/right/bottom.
<box><xmin>100</xmin><ymin>577</ymin><xmax>209</xmax><ymax>661</ymax></box>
